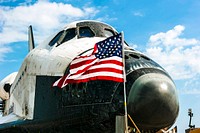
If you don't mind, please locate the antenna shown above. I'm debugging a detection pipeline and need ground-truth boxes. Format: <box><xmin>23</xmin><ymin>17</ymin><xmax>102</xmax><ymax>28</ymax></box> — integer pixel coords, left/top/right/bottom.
<box><xmin>188</xmin><ymin>108</ymin><xmax>195</xmax><ymax>129</ymax></box>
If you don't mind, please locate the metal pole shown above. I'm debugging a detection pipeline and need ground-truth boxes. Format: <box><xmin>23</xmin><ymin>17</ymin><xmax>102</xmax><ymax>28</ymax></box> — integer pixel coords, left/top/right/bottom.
<box><xmin>121</xmin><ymin>32</ymin><xmax>128</xmax><ymax>133</ymax></box>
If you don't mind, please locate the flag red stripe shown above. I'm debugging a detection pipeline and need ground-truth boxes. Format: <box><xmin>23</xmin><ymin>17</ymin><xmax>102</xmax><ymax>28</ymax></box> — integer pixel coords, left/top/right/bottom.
<box><xmin>91</xmin><ymin>59</ymin><xmax>123</xmax><ymax>67</ymax></box>
<box><xmin>69</xmin><ymin>58</ymin><xmax>97</xmax><ymax>76</ymax></box>
<box><xmin>70</xmin><ymin>59</ymin><xmax>123</xmax><ymax>75</ymax></box>
<box><xmin>55</xmin><ymin>75</ymin><xmax>68</xmax><ymax>88</ymax></box>
<box><xmin>65</xmin><ymin>76</ymin><xmax>123</xmax><ymax>84</ymax></box>
<box><xmin>70</xmin><ymin>58</ymin><xmax>123</xmax><ymax>69</ymax></box>
<box><xmin>71</xmin><ymin>68</ymin><xmax>123</xmax><ymax>77</ymax></box>
<box><xmin>70</xmin><ymin>55</ymin><xmax>96</xmax><ymax>69</ymax></box>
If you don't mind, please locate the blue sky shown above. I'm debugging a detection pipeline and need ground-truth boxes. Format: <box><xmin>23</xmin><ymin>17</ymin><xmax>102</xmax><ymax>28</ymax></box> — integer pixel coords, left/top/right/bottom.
<box><xmin>1</xmin><ymin>0</ymin><xmax>200</xmax><ymax>132</ymax></box>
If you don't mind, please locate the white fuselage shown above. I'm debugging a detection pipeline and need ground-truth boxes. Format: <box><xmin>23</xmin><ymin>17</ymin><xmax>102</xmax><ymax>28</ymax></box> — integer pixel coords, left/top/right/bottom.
<box><xmin>3</xmin><ymin>20</ymin><xmax>117</xmax><ymax>119</ymax></box>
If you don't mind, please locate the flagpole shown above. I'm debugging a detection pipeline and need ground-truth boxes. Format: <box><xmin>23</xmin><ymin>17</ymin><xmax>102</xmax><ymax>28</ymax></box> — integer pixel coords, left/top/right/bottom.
<box><xmin>121</xmin><ymin>31</ymin><xmax>128</xmax><ymax>133</ymax></box>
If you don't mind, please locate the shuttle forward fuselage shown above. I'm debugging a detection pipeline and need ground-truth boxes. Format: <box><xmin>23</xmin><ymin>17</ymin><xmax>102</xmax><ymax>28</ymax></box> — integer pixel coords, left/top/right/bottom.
<box><xmin>0</xmin><ymin>20</ymin><xmax>179</xmax><ymax>132</ymax></box>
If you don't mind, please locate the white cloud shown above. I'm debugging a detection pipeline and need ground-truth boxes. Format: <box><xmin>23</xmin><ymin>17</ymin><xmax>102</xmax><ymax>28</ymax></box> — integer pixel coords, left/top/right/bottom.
<box><xmin>145</xmin><ymin>25</ymin><xmax>200</xmax><ymax>80</ymax></box>
<box><xmin>0</xmin><ymin>1</ymin><xmax>99</xmax><ymax>61</ymax></box>
<box><xmin>0</xmin><ymin>46</ymin><xmax>12</xmax><ymax>62</ymax></box>
<box><xmin>148</xmin><ymin>25</ymin><xmax>199</xmax><ymax>48</ymax></box>
<box><xmin>181</xmin><ymin>74</ymin><xmax>200</xmax><ymax>95</ymax></box>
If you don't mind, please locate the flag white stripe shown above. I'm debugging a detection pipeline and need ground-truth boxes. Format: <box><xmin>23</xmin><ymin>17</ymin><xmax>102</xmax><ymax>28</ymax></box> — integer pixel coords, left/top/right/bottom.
<box><xmin>94</xmin><ymin>56</ymin><xmax>122</xmax><ymax>62</ymax></box>
<box><xmin>87</xmin><ymin>63</ymin><xmax>123</xmax><ymax>71</ymax></box>
<box><xmin>70</xmin><ymin>57</ymin><xmax>98</xmax><ymax>74</ymax></box>
<box><xmin>70</xmin><ymin>56</ymin><xmax>122</xmax><ymax>73</ymax></box>
<box><xmin>68</xmin><ymin>71</ymin><xmax>123</xmax><ymax>80</ymax></box>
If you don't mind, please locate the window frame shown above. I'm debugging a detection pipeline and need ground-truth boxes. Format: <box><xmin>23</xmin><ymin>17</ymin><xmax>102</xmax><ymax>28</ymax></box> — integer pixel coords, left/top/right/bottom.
<box><xmin>104</xmin><ymin>28</ymin><xmax>115</xmax><ymax>37</ymax></box>
<box><xmin>56</xmin><ymin>28</ymin><xmax>76</xmax><ymax>47</ymax></box>
<box><xmin>48</xmin><ymin>31</ymin><xmax>64</xmax><ymax>47</ymax></box>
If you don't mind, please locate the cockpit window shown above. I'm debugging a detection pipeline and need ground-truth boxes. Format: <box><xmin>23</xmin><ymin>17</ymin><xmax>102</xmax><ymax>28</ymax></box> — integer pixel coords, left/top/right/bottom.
<box><xmin>49</xmin><ymin>28</ymin><xmax>76</xmax><ymax>47</ymax></box>
<box><xmin>49</xmin><ymin>31</ymin><xmax>64</xmax><ymax>46</ymax></box>
<box><xmin>57</xmin><ymin>28</ymin><xmax>76</xmax><ymax>46</ymax></box>
<box><xmin>104</xmin><ymin>28</ymin><xmax>115</xmax><ymax>37</ymax></box>
<box><xmin>79</xmin><ymin>27</ymin><xmax>95</xmax><ymax>38</ymax></box>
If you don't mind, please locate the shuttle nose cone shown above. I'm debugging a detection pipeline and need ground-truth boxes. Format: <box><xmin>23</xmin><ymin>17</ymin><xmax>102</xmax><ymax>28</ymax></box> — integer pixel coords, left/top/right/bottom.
<box><xmin>128</xmin><ymin>73</ymin><xmax>179</xmax><ymax>130</ymax></box>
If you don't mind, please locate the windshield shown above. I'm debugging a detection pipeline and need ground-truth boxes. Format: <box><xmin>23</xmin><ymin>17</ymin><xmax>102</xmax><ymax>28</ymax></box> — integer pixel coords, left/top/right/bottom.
<box><xmin>48</xmin><ymin>21</ymin><xmax>118</xmax><ymax>47</ymax></box>
<box><xmin>77</xmin><ymin>21</ymin><xmax>117</xmax><ymax>38</ymax></box>
<box><xmin>58</xmin><ymin>28</ymin><xmax>76</xmax><ymax>45</ymax></box>
<box><xmin>48</xmin><ymin>28</ymin><xmax>76</xmax><ymax>47</ymax></box>
<box><xmin>79</xmin><ymin>27</ymin><xmax>95</xmax><ymax>38</ymax></box>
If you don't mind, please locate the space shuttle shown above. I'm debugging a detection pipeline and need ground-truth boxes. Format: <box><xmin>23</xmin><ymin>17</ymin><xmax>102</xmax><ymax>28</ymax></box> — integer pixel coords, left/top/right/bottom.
<box><xmin>0</xmin><ymin>20</ymin><xmax>179</xmax><ymax>132</ymax></box>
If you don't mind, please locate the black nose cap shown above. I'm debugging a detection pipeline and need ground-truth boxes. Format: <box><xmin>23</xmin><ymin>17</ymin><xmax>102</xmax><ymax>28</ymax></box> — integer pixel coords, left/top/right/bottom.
<box><xmin>128</xmin><ymin>73</ymin><xmax>179</xmax><ymax>130</ymax></box>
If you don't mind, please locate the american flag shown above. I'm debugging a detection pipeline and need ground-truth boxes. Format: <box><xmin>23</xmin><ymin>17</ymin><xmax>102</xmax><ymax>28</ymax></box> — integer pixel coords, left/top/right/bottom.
<box><xmin>53</xmin><ymin>33</ymin><xmax>124</xmax><ymax>88</ymax></box>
